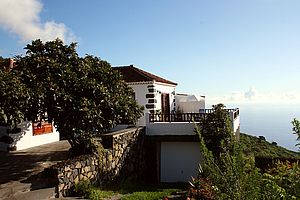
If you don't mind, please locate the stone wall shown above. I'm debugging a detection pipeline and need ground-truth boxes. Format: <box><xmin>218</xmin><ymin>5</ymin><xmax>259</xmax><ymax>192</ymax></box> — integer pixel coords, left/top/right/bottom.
<box><xmin>53</xmin><ymin>126</ymin><xmax>145</xmax><ymax>197</ymax></box>
<box><xmin>54</xmin><ymin>155</ymin><xmax>100</xmax><ymax>196</ymax></box>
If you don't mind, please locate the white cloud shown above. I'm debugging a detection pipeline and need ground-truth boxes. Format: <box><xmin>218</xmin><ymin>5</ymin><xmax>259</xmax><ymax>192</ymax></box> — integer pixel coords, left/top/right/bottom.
<box><xmin>244</xmin><ymin>86</ymin><xmax>257</xmax><ymax>100</ymax></box>
<box><xmin>0</xmin><ymin>0</ymin><xmax>75</xmax><ymax>43</ymax></box>
<box><xmin>208</xmin><ymin>86</ymin><xmax>300</xmax><ymax>105</ymax></box>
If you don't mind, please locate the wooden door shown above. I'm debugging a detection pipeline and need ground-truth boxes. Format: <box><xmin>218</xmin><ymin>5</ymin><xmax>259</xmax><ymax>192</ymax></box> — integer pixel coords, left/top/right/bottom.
<box><xmin>161</xmin><ymin>93</ymin><xmax>170</xmax><ymax>121</ymax></box>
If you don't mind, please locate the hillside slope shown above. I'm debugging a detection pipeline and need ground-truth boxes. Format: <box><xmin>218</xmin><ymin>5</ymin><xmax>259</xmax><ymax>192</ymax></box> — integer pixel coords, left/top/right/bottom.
<box><xmin>240</xmin><ymin>133</ymin><xmax>300</xmax><ymax>159</ymax></box>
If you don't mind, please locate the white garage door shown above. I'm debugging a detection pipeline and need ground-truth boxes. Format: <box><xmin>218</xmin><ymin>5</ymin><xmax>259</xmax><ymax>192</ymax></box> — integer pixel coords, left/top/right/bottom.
<box><xmin>160</xmin><ymin>142</ymin><xmax>202</xmax><ymax>182</ymax></box>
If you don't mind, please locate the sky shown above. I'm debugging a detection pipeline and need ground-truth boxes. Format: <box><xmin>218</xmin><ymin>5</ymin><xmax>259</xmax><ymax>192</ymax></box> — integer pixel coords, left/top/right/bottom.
<box><xmin>1</xmin><ymin>0</ymin><xmax>300</xmax><ymax>105</ymax></box>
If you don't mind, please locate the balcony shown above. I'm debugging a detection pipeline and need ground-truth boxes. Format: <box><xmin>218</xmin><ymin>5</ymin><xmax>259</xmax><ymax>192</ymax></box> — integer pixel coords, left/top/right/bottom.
<box><xmin>149</xmin><ymin>108</ymin><xmax>240</xmax><ymax>123</ymax></box>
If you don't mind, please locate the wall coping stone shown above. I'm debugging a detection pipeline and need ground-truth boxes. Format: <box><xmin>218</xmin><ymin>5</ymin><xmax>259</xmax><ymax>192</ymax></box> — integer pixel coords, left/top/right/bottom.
<box><xmin>100</xmin><ymin>126</ymin><xmax>145</xmax><ymax>137</ymax></box>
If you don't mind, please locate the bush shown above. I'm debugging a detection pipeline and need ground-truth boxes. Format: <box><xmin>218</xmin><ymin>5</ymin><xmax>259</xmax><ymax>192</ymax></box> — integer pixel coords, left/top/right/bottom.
<box><xmin>264</xmin><ymin>161</ymin><xmax>300</xmax><ymax>199</ymax></box>
<box><xmin>195</xmin><ymin>122</ymin><xmax>264</xmax><ymax>199</ymax></box>
<box><xmin>1</xmin><ymin>40</ymin><xmax>143</xmax><ymax>155</ymax></box>
<box><xmin>188</xmin><ymin>176</ymin><xmax>215</xmax><ymax>200</ymax></box>
<box><xmin>195</xmin><ymin>124</ymin><xmax>300</xmax><ymax>199</ymax></box>
<box><xmin>75</xmin><ymin>181</ymin><xmax>116</xmax><ymax>200</ymax></box>
<box><xmin>193</xmin><ymin>106</ymin><xmax>300</xmax><ymax>199</ymax></box>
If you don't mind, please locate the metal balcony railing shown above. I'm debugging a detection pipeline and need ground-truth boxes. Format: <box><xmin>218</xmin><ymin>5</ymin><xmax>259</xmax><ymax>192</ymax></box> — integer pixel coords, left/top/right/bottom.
<box><xmin>149</xmin><ymin>108</ymin><xmax>239</xmax><ymax>123</ymax></box>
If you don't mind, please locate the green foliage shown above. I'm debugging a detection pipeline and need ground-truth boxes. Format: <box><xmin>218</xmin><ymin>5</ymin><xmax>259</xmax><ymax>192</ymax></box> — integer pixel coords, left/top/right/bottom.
<box><xmin>0</xmin><ymin>57</ymin><xmax>30</xmax><ymax>128</ymax></box>
<box><xmin>260</xmin><ymin>173</ymin><xmax>288</xmax><ymax>200</ymax></box>
<box><xmin>265</xmin><ymin>161</ymin><xmax>300</xmax><ymax>199</ymax></box>
<box><xmin>194</xmin><ymin>107</ymin><xmax>300</xmax><ymax>199</ymax></box>
<box><xmin>292</xmin><ymin>118</ymin><xmax>300</xmax><ymax>149</ymax></box>
<box><xmin>188</xmin><ymin>176</ymin><xmax>215</xmax><ymax>200</ymax></box>
<box><xmin>0</xmin><ymin>39</ymin><xmax>143</xmax><ymax>153</ymax></box>
<box><xmin>74</xmin><ymin>181</ymin><xmax>92</xmax><ymax>197</ymax></box>
<box><xmin>240</xmin><ymin>133</ymin><xmax>300</xmax><ymax>160</ymax></box>
<box><xmin>196</xmin><ymin>123</ymin><xmax>262</xmax><ymax>199</ymax></box>
<box><xmin>121</xmin><ymin>190</ymin><xmax>176</xmax><ymax>200</ymax></box>
<box><xmin>0</xmin><ymin>57</ymin><xmax>10</xmax><ymax>70</ymax></box>
<box><xmin>198</xmin><ymin>103</ymin><xmax>233</xmax><ymax>157</ymax></box>
<box><xmin>75</xmin><ymin>181</ymin><xmax>116</xmax><ymax>200</ymax></box>
<box><xmin>75</xmin><ymin>181</ymin><xmax>181</xmax><ymax>200</ymax></box>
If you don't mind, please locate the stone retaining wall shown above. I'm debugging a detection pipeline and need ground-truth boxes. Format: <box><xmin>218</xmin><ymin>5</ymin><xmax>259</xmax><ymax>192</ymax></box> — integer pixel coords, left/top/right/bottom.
<box><xmin>53</xmin><ymin>126</ymin><xmax>145</xmax><ymax>197</ymax></box>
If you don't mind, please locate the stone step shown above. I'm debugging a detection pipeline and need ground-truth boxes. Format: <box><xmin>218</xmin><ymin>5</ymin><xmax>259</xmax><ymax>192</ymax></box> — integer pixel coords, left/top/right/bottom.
<box><xmin>2</xmin><ymin>187</ymin><xmax>56</xmax><ymax>200</ymax></box>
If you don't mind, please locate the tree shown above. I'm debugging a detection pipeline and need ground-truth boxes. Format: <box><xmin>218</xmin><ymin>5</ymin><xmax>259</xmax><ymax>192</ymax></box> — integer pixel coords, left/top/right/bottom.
<box><xmin>193</xmin><ymin>105</ymin><xmax>264</xmax><ymax>199</ymax></box>
<box><xmin>0</xmin><ymin>57</ymin><xmax>30</xmax><ymax>129</ymax></box>
<box><xmin>193</xmin><ymin>104</ymin><xmax>291</xmax><ymax>199</ymax></box>
<box><xmin>0</xmin><ymin>57</ymin><xmax>9</xmax><ymax>68</ymax></box>
<box><xmin>198</xmin><ymin>103</ymin><xmax>234</xmax><ymax>157</ymax></box>
<box><xmin>292</xmin><ymin>118</ymin><xmax>300</xmax><ymax>150</ymax></box>
<box><xmin>0</xmin><ymin>39</ymin><xmax>143</xmax><ymax>154</ymax></box>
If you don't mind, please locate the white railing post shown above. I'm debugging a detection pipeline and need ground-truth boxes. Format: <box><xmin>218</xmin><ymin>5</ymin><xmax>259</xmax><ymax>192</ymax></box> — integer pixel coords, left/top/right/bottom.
<box><xmin>144</xmin><ymin>112</ymin><xmax>149</xmax><ymax>126</ymax></box>
<box><xmin>135</xmin><ymin>112</ymin><xmax>148</xmax><ymax>126</ymax></box>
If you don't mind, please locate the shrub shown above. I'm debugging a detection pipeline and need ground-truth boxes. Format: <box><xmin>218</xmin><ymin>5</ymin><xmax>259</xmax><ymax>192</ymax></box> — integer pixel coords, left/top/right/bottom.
<box><xmin>264</xmin><ymin>161</ymin><xmax>300</xmax><ymax>199</ymax></box>
<box><xmin>195</xmin><ymin>122</ymin><xmax>264</xmax><ymax>199</ymax></box>
<box><xmin>193</xmin><ymin>105</ymin><xmax>300</xmax><ymax>199</ymax></box>
<box><xmin>188</xmin><ymin>175</ymin><xmax>215</xmax><ymax>200</ymax></box>
<box><xmin>75</xmin><ymin>181</ymin><xmax>116</xmax><ymax>200</ymax></box>
<box><xmin>195</xmin><ymin>121</ymin><xmax>300</xmax><ymax>199</ymax></box>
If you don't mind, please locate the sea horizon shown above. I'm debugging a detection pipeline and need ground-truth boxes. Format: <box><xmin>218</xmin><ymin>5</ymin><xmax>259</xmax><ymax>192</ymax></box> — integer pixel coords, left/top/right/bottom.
<box><xmin>233</xmin><ymin>102</ymin><xmax>300</xmax><ymax>151</ymax></box>
<box><xmin>205</xmin><ymin>101</ymin><xmax>300</xmax><ymax>151</ymax></box>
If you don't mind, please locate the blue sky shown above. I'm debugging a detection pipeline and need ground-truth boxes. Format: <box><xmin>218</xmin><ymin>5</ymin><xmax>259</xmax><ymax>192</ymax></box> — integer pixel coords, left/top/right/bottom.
<box><xmin>1</xmin><ymin>0</ymin><xmax>300</xmax><ymax>105</ymax></box>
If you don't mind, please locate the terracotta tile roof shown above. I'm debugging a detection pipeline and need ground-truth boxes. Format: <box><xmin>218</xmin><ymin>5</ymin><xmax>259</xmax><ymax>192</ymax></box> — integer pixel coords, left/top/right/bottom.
<box><xmin>114</xmin><ymin>65</ymin><xmax>177</xmax><ymax>86</ymax></box>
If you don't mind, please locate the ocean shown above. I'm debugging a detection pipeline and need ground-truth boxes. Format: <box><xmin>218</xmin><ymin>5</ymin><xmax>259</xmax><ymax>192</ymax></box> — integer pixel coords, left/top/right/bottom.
<box><xmin>206</xmin><ymin>102</ymin><xmax>300</xmax><ymax>151</ymax></box>
<box><xmin>237</xmin><ymin>103</ymin><xmax>300</xmax><ymax>151</ymax></box>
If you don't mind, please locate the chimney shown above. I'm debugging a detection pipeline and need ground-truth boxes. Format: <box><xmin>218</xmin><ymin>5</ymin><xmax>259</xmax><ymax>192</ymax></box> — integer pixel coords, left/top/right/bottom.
<box><xmin>9</xmin><ymin>58</ymin><xmax>15</xmax><ymax>70</ymax></box>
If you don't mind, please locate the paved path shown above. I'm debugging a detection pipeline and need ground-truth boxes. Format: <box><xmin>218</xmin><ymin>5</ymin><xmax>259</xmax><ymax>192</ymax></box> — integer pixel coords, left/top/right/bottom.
<box><xmin>0</xmin><ymin>140</ymin><xmax>71</xmax><ymax>199</ymax></box>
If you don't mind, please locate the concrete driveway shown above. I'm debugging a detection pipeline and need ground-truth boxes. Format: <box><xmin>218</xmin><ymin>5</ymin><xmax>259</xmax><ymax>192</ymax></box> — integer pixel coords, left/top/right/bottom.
<box><xmin>0</xmin><ymin>140</ymin><xmax>71</xmax><ymax>199</ymax></box>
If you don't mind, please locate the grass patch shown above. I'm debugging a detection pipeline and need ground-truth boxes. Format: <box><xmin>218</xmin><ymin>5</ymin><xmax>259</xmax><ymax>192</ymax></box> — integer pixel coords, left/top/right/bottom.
<box><xmin>75</xmin><ymin>181</ymin><xmax>116</xmax><ymax>200</ymax></box>
<box><xmin>85</xmin><ymin>188</ymin><xmax>116</xmax><ymax>200</ymax></box>
<box><xmin>121</xmin><ymin>189</ymin><xmax>178</xmax><ymax>200</ymax></box>
<box><xmin>75</xmin><ymin>181</ymin><xmax>186</xmax><ymax>200</ymax></box>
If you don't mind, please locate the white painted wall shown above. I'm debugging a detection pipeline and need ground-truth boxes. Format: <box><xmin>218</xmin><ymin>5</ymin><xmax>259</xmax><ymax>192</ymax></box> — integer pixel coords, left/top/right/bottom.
<box><xmin>128</xmin><ymin>83</ymin><xmax>149</xmax><ymax>126</ymax></box>
<box><xmin>128</xmin><ymin>81</ymin><xmax>176</xmax><ymax>126</ymax></box>
<box><xmin>146</xmin><ymin>121</ymin><xmax>196</xmax><ymax>136</ymax></box>
<box><xmin>129</xmin><ymin>82</ymin><xmax>176</xmax><ymax>113</ymax></box>
<box><xmin>145</xmin><ymin>114</ymin><xmax>196</xmax><ymax>135</ymax></box>
<box><xmin>128</xmin><ymin>83</ymin><xmax>149</xmax><ymax>111</ymax></box>
<box><xmin>233</xmin><ymin>115</ymin><xmax>240</xmax><ymax>134</ymax></box>
<box><xmin>160</xmin><ymin>142</ymin><xmax>202</xmax><ymax>182</ymax></box>
<box><xmin>175</xmin><ymin>94</ymin><xmax>205</xmax><ymax>113</ymax></box>
<box><xmin>146</xmin><ymin>112</ymin><xmax>240</xmax><ymax>136</ymax></box>
<box><xmin>177</xmin><ymin>101</ymin><xmax>205</xmax><ymax>113</ymax></box>
<box><xmin>0</xmin><ymin>121</ymin><xmax>59</xmax><ymax>151</ymax></box>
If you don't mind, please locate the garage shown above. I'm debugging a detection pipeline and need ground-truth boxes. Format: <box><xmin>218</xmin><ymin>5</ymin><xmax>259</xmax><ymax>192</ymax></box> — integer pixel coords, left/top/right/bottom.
<box><xmin>160</xmin><ymin>141</ymin><xmax>202</xmax><ymax>182</ymax></box>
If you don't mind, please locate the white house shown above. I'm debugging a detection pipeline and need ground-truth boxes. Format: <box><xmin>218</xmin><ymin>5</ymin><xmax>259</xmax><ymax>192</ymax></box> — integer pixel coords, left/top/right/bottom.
<box><xmin>114</xmin><ymin>65</ymin><xmax>177</xmax><ymax>120</ymax></box>
<box><xmin>175</xmin><ymin>93</ymin><xmax>206</xmax><ymax>113</ymax></box>
<box><xmin>0</xmin><ymin>121</ymin><xmax>59</xmax><ymax>151</ymax></box>
<box><xmin>116</xmin><ymin>65</ymin><xmax>240</xmax><ymax>183</ymax></box>
<box><xmin>0</xmin><ymin>64</ymin><xmax>240</xmax><ymax>184</ymax></box>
